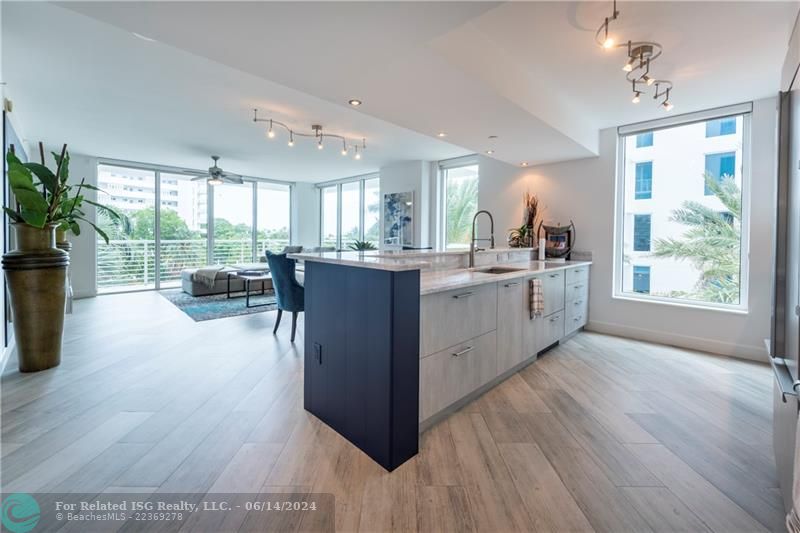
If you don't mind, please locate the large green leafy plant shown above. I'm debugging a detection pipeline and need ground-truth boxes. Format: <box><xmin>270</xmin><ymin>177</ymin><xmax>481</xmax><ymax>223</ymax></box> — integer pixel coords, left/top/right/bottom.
<box><xmin>653</xmin><ymin>172</ymin><xmax>741</xmax><ymax>304</ymax></box>
<box><xmin>5</xmin><ymin>144</ymin><xmax>123</xmax><ymax>243</ymax></box>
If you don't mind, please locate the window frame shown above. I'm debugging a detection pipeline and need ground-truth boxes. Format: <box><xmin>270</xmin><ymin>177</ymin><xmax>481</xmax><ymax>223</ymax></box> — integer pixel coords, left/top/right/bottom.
<box><xmin>613</xmin><ymin>103</ymin><xmax>752</xmax><ymax>312</ymax></box>
<box><xmin>95</xmin><ymin>158</ymin><xmax>294</xmax><ymax>294</ymax></box>
<box><xmin>316</xmin><ymin>173</ymin><xmax>380</xmax><ymax>250</ymax></box>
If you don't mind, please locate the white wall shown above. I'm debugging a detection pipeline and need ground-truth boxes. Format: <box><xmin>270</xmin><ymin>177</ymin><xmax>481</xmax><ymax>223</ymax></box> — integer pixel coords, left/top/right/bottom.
<box><xmin>64</xmin><ymin>152</ymin><xmax>99</xmax><ymax>299</ymax></box>
<box><xmin>379</xmin><ymin>160</ymin><xmax>431</xmax><ymax>249</ymax></box>
<box><xmin>514</xmin><ymin>97</ymin><xmax>777</xmax><ymax>360</ymax></box>
<box><xmin>292</xmin><ymin>181</ymin><xmax>319</xmax><ymax>249</ymax></box>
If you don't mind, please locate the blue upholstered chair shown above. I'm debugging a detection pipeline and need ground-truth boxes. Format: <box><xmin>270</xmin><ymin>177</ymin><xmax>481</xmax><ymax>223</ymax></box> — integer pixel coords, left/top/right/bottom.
<box><xmin>266</xmin><ymin>251</ymin><xmax>305</xmax><ymax>342</ymax></box>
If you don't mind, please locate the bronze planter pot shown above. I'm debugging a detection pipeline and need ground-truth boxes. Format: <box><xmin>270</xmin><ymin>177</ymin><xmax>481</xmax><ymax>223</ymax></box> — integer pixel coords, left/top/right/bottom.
<box><xmin>2</xmin><ymin>223</ymin><xmax>69</xmax><ymax>372</ymax></box>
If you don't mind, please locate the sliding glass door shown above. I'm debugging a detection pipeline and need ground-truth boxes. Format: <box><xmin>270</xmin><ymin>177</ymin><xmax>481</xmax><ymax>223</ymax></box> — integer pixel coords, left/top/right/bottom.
<box><xmin>212</xmin><ymin>182</ymin><xmax>253</xmax><ymax>265</ymax></box>
<box><xmin>257</xmin><ymin>182</ymin><xmax>291</xmax><ymax>256</ymax></box>
<box><xmin>159</xmin><ymin>172</ymin><xmax>207</xmax><ymax>287</ymax></box>
<box><xmin>96</xmin><ymin>164</ymin><xmax>157</xmax><ymax>291</ymax></box>
<box><xmin>318</xmin><ymin>174</ymin><xmax>380</xmax><ymax>250</ymax></box>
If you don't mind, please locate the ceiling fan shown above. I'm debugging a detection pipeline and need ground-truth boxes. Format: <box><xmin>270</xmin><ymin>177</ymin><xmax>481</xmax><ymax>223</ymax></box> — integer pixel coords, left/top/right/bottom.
<box><xmin>183</xmin><ymin>155</ymin><xmax>243</xmax><ymax>185</ymax></box>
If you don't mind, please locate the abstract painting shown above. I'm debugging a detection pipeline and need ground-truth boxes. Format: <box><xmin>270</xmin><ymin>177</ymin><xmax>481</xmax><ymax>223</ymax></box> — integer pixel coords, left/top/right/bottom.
<box><xmin>383</xmin><ymin>191</ymin><xmax>414</xmax><ymax>247</ymax></box>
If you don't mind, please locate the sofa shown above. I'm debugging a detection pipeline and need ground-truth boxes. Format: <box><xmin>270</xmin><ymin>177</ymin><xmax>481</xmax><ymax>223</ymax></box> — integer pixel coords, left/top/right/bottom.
<box><xmin>181</xmin><ymin>265</ymin><xmax>273</xmax><ymax>297</ymax></box>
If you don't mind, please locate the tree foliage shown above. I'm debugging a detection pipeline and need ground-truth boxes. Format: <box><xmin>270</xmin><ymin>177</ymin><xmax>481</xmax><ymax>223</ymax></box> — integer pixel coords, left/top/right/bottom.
<box><xmin>446</xmin><ymin>177</ymin><xmax>478</xmax><ymax>246</ymax></box>
<box><xmin>652</xmin><ymin>173</ymin><xmax>741</xmax><ymax>304</ymax></box>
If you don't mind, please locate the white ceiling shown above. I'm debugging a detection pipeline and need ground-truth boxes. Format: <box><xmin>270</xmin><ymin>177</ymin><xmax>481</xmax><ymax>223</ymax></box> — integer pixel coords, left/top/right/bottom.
<box><xmin>4</xmin><ymin>1</ymin><xmax>797</xmax><ymax>182</ymax></box>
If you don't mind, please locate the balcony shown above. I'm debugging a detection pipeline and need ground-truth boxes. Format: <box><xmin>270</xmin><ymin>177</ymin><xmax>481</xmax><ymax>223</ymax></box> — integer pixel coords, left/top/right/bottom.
<box><xmin>97</xmin><ymin>238</ymin><xmax>289</xmax><ymax>292</ymax></box>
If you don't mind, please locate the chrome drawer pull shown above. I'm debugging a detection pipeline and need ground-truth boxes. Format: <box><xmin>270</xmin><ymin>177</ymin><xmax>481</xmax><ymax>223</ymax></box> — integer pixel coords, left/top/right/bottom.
<box><xmin>573</xmin><ymin>284</ymin><xmax>584</xmax><ymax>289</ymax></box>
<box><xmin>453</xmin><ymin>292</ymin><xmax>474</xmax><ymax>299</ymax></box>
<box><xmin>573</xmin><ymin>300</ymin><xmax>583</xmax><ymax>305</ymax></box>
<box><xmin>550</xmin><ymin>315</ymin><xmax>560</xmax><ymax>322</ymax></box>
<box><xmin>452</xmin><ymin>346</ymin><xmax>474</xmax><ymax>357</ymax></box>
<box><xmin>504</xmin><ymin>282</ymin><xmax>521</xmax><ymax>287</ymax></box>
<box><xmin>548</xmin><ymin>273</ymin><xmax>560</xmax><ymax>278</ymax></box>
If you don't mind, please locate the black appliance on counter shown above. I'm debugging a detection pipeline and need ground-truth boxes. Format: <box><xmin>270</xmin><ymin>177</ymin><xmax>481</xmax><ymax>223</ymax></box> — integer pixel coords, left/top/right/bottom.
<box><xmin>771</xmin><ymin>18</ymin><xmax>800</xmax><ymax>512</ymax></box>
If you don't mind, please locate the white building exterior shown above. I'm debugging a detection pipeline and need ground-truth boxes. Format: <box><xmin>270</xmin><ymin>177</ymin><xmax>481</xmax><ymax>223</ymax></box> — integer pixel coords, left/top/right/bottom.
<box><xmin>620</xmin><ymin>115</ymin><xmax>744</xmax><ymax>301</ymax></box>
<box><xmin>98</xmin><ymin>165</ymin><xmax>208</xmax><ymax>231</ymax></box>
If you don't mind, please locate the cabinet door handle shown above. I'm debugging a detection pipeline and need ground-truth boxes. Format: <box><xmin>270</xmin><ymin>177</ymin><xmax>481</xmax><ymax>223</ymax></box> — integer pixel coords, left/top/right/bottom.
<box><xmin>550</xmin><ymin>315</ymin><xmax>560</xmax><ymax>322</ymax></box>
<box><xmin>452</xmin><ymin>346</ymin><xmax>474</xmax><ymax>357</ymax></box>
<box><xmin>573</xmin><ymin>284</ymin><xmax>584</xmax><ymax>289</ymax></box>
<box><xmin>453</xmin><ymin>291</ymin><xmax>474</xmax><ymax>299</ymax></box>
<box><xmin>574</xmin><ymin>269</ymin><xmax>582</xmax><ymax>273</ymax></box>
<box><xmin>573</xmin><ymin>300</ymin><xmax>583</xmax><ymax>305</ymax></box>
<box><xmin>504</xmin><ymin>282</ymin><xmax>521</xmax><ymax>288</ymax></box>
<box><xmin>548</xmin><ymin>273</ymin><xmax>560</xmax><ymax>278</ymax></box>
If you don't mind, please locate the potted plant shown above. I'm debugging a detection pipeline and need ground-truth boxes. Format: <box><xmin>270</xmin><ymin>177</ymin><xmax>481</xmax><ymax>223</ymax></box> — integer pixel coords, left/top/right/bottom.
<box><xmin>3</xmin><ymin>144</ymin><xmax>123</xmax><ymax>372</ymax></box>
<box><xmin>347</xmin><ymin>240</ymin><xmax>377</xmax><ymax>252</ymax></box>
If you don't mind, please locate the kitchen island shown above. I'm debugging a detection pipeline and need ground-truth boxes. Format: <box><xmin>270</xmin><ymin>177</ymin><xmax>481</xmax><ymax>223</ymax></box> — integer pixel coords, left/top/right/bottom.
<box><xmin>290</xmin><ymin>250</ymin><xmax>591</xmax><ymax>470</ymax></box>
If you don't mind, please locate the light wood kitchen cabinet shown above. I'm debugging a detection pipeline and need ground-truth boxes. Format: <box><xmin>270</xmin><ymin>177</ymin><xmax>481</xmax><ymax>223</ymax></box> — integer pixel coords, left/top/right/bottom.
<box><xmin>496</xmin><ymin>280</ymin><xmax>524</xmax><ymax>374</ymax></box>
<box><xmin>542</xmin><ymin>271</ymin><xmax>565</xmax><ymax>315</ymax></box>
<box><xmin>419</xmin><ymin>330</ymin><xmax>497</xmax><ymax>421</ymax></box>
<box><xmin>420</xmin><ymin>282</ymin><xmax>497</xmax><ymax>357</ymax></box>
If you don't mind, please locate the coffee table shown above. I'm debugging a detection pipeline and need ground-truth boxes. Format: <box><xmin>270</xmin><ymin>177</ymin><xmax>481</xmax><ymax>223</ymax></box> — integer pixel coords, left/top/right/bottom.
<box><xmin>226</xmin><ymin>271</ymin><xmax>273</xmax><ymax>308</ymax></box>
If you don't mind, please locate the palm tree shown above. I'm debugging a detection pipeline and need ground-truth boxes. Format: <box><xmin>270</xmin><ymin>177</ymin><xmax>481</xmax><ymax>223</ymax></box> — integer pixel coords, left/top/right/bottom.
<box><xmin>652</xmin><ymin>172</ymin><xmax>741</xmax><ymax>304</ymax></box>
<box><xmin>446</xmin><ymin>178</ymin><xmax>479</xmax><ymax>246</ymax></box>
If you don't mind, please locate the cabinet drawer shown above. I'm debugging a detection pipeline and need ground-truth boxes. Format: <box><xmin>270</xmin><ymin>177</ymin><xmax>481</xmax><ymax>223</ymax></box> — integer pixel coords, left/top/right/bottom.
<box><xmin>541</xmin><ymin>311</ymin><xmax>565</xmax><ymax>349</ymax></box>
<box><xmin>420</xmin><ymin>283</ymin><xmax>497</xmax><ymax>356</ymax></box>
<box><xmin>542</xmin><ymin>271</ymin><xmax>565</xmax><ymax>314</ymax></box>
<box><xmin>566</xmin><ymin>297</ymin><xmax>588</xmax><ymax>323</ymax></box>
<box><xmin>420</xmin><ymin>330</ymin><xmax>497</xmax><ymax>421</ymax></box>
<box><xmin>565</xmin><ymin>266</ymin><xmax>589</xmax><ymax>285</ymax></box>
<box><xmin>566</xmin><ymin>281</ymin><xmax>588</xmax><ymax>303</ymax></box>
<box><xmin>565</xmin><ymin>311</ymin><xmax>587</xmax><ymax>336</ymax></box>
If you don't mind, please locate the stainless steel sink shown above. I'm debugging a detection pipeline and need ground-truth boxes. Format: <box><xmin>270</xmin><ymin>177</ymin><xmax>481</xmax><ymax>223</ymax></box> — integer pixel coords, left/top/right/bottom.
<box><xmin>475</xmin><ymin>266</ymin><xmax>526</xmax><ymax>274</ymax></box>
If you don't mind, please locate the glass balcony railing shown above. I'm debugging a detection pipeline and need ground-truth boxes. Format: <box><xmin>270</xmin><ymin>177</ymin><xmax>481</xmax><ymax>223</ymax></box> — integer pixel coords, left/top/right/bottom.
<box><xmin>97</xmin><ymin>238</ymin><xmax>289</xmax><ymax>291</ymax></box>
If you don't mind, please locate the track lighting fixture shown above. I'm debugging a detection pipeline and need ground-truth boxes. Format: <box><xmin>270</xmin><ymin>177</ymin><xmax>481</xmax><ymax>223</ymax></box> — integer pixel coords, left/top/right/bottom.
<box><xmin>253</xmin><ymin>109</ymin><xmax>366</xmax><ymax>159</ymax></box>
<box><xmin>596</xmin><ymin>0</ymin><xmax>619</xmax><ymax>50</ymax></box>
<box><xmin>595</xmin><ymin>3</ymin><xmax>674</xmax><ymax>111</ymax></box>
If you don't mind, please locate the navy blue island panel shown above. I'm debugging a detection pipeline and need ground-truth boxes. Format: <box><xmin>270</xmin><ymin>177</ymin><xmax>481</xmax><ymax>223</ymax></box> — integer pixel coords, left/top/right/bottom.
<box><xmin>303</xmin><ymin>260</ymin><xmax>420</xmax><ymax>471</ymax></box>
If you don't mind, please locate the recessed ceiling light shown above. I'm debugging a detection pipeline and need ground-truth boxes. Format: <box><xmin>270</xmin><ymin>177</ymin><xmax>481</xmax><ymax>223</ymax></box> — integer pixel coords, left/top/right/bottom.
<box><xmin>132</xmin><ymin>32</ymin><xmax>156</xmax><ymax>42</ymax></box>
<box><xmin>521</xmin><ymin>162</ymin><xmax>529</xmax><ymax>167</ymax></box>
<box><xmin>486</xmin><ymin>150</ymin><xmax>495</xmax><ymax>155</ymax></box>
<box><xmin>348</xmin><ymin>99</ymin><xmax>362</xmax><ymax>106</ymax></box>
<box><xmin>437</xmin><ymin>132</ymin><xmax>447</xmax><ymax>138</ymax></box>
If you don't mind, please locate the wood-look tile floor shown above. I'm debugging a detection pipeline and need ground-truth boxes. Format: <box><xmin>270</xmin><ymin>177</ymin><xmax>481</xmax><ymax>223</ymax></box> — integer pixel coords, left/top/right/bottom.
<box><xmin>1</xmin><ymin>291</ymin><xmax>784</xmax><ymax>532</ymax></box>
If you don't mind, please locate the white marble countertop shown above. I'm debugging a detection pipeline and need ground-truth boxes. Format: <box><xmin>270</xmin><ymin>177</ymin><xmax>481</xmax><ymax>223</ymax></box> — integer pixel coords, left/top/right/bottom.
<box><xmin>420</xmin><ymin>260</ymin><xmax>592</xmax><ymax>295</ymax></box>
<box><xmin>288</xmin><ymin>251</ymin><xmax>428</xmax><ymax>271</ymax></box>
<box><xmin>289</xmin><ymin>248</ymin><xmax>535</xmax><ymax>271</ymax></box>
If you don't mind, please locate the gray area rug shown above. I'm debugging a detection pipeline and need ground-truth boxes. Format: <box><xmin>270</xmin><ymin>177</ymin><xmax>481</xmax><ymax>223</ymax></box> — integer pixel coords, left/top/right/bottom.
<box><xmin>160</xmin><ymin>289</ymin><xmax>278</xmax><ymax>321</ymax></box>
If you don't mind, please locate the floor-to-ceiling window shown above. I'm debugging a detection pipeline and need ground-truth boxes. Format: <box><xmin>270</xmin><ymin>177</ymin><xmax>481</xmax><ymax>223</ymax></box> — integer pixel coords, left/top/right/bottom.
<box><xmin>614</xmin><ymin>103</ymin><xmax>750</xmax><ymax>309</ymax></box>
<box><xmin>318</xmin><ymin>174</ymin><xmax>379</xmax><ymax>250</ymax></box>
<box><xmin>212</xmin><ymin>182</ymin><xmax>253</xmax><ymax>265</ymax></box>
<box><xmin>439</xmin><ymin>160</ymin><xmax>479</xmax><ymax>249</ymax></box>
<box><xmin>158</xmin><ymin>172</ymin><xmax>207</xmax><ymax>288</ymax></box>
<box><xmin>363</xmin><ymin>177</ymin><xmax>380</xmax><ymax>243</ymax></box>
<box><xmin>96</xmin><ymin>161</ymin><xmax>292</xmax><ymax>293</ymax></box>
<box><xmin>340</xmin><ymin>181</ymin><xmax>362</xmax><ymax>249</ymax></box>
<box><xmin>257</xmin><ymin>181</ymin><xmax>291</xmax><ymax>255</ymax></box>
<box><xmin>320</xmin><ymin>185</ymin><xmax>338</xmax><ymax>248</ymax></box>
<box><xmin>96</xmin><ymin>164</ymin><xmax>157</xmax><ymax>291</ymax></box>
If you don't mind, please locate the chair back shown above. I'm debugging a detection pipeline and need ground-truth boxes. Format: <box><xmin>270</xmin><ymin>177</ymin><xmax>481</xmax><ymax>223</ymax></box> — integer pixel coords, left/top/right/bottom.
<box><xmin>265</xmin><ymin>251</ymin><xmax>304</xmax><ymax>312</ymax></box>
